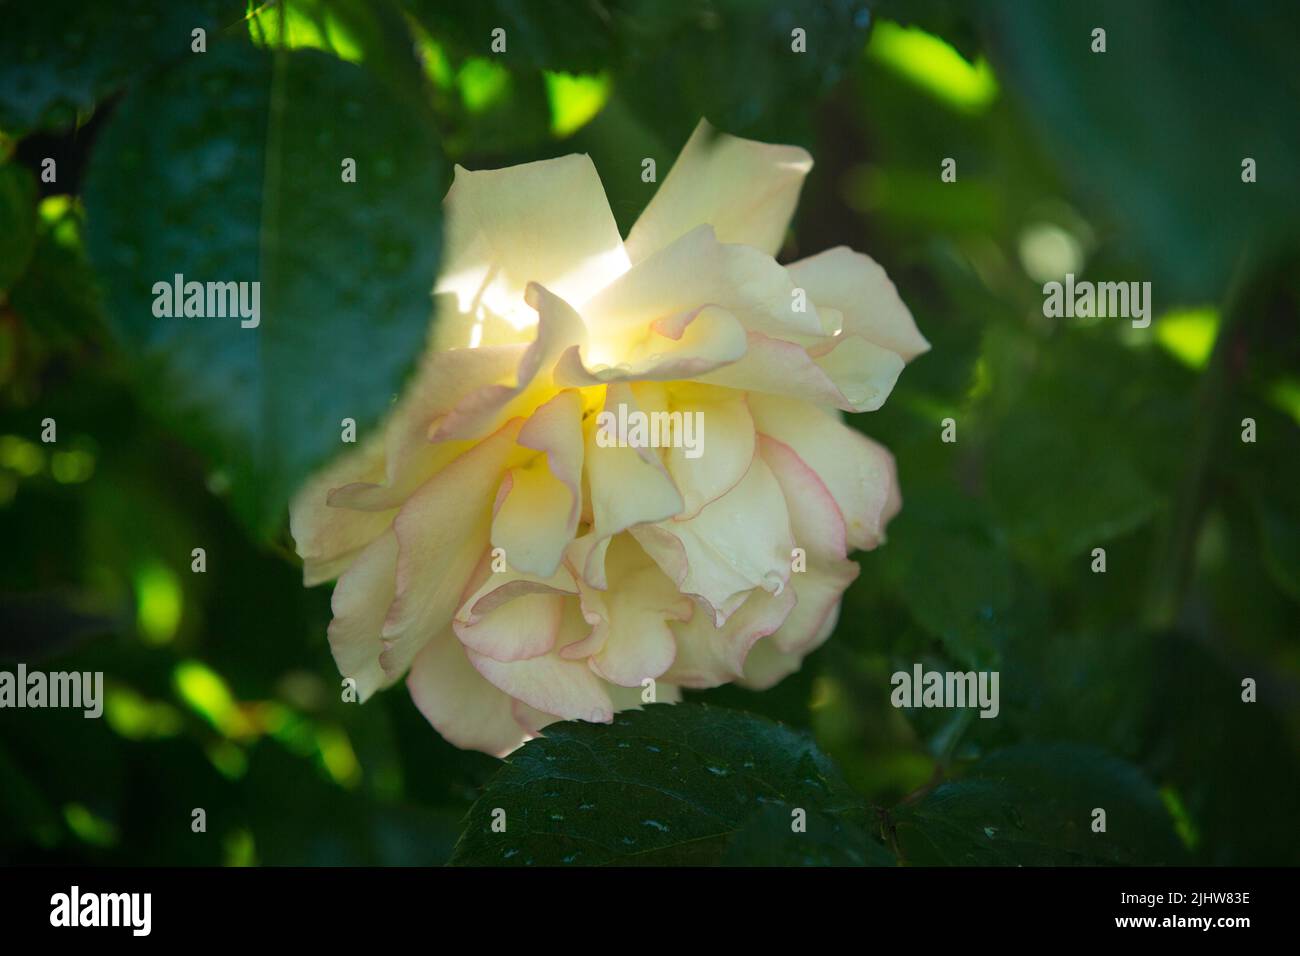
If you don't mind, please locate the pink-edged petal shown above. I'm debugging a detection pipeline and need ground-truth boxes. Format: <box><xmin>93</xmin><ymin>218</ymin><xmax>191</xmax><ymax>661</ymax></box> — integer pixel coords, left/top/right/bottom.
<box><xmin>769</xmin><ymin>558</ymin><xmax>858</xmax><ymax>655</ymax></box>
<box><xmin>750</xmin><ymin>394</ymin><xmax>901</xmax><ymax>552</ymax></box>
<box><xmin>632</xmin><ymin>454</ymin><xmax>793</xmax><ymax>625</ymax></box>
<box><xmin>698</xmin><ymin>328</ymin><xmax>905</xmax><ymax>413</ymax></box>
<box><xmin>787</xmin><ymin>246</ymin><xmax>930</xmax><ymax>362</ymax></box>
<box><xmin>325</xmin><ymin>529</ymin><xmax>399</xmax><ymax>701</ymax></box>
<box><xmin>738</xmin><ymin>635</ymin><xmax>805</xmax><ymax>691</ymax></box>
<box><xmin>435</xmin><ymin>154</ymin><xmax>629</xmax><ymax>350</ymax></box>
<box><xmin>452</xmin><ymin>553</ymin><xmax>577</xmax><ymax>662</ymax></box>
<box><xmin>666</xmin><ymin>585</ymin><xmax>797</xmax><ymax>689</ymax></box>
<box><xmin>571</xmin><ymin>536</ymin><xmax>692</xmax><ymax>687</ymax></box>
<box><xmin>565</xmin><ymin>531</ymin><xmax>613</xmax><ymax>591</ymax></box>
<box><xmin>458</xmin><ymin>589</ymin><xmax>566</xmax><ymax>663</ymax></box>
<box><xmin>289</xmin><ymin>437</ymin><xmax>393</xmax><ymax>586</ymax></box>
<box><xmin>467</xmin><ymin>604</ymin><xmax>614</xmax><ymax>722</ymax></box>
<box><xmin>406</xmin><ymin>629</ymin><xmax>527</xmax><ymax>756</ymax></box>
<box><xmin>381</xmin><ymin>418</ymin><xmax>525</xmax><ymax>679</ymax></box>
<box><xmin>758</xmin><ymin>434</ymin><xmax>846</xmax><ymax>560</ymax></box>
<box><xmin>625</xmin><ymin>119</ymin><xmax>812</xmax><ymax>262</ymax></box>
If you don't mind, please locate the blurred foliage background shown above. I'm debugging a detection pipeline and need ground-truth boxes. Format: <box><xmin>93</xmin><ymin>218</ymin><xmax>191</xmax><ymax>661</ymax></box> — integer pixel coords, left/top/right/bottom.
<box><xmin>1</xmin><ymin>0</ymin><xmax>1297</xmax><ymax>865</ymax></box>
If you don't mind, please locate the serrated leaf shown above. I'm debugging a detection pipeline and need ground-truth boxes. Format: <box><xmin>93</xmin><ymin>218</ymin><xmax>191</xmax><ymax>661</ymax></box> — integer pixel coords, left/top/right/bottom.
<box><xmin>83</xmin><ymin>38</ymin><xmax>446</xmax><ymax>535</ymax></box>
<box><xmin>450</xmin><ymin>703</ymin><xmax>886</xmax><ymax>866</ymax></box>
<box><xmin>893</xmin><ymin>743</ymin><xmax>1185</xmax><ymax>865</ymax></box>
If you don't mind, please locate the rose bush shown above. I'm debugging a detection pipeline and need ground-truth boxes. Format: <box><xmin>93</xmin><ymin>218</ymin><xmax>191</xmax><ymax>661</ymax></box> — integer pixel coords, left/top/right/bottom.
<box><xmin>291</xmin><ymin>120</ymin><xmax>928</xmax><ymax>755</ymax></box>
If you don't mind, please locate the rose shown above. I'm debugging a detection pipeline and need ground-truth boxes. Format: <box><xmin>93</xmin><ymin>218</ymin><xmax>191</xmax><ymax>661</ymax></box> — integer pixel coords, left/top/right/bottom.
<box><xmin>291</xmin><ymin>120</ymin><xmax>928</xmax><ymax>755</ymax></box>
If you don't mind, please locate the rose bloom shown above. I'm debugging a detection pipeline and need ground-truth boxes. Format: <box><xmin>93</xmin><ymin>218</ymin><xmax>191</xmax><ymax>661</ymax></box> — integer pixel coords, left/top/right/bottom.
<box><xmin>291</xmin><ymin>120</ymin><xmax>928</xmax><ymax>755</ymax></box>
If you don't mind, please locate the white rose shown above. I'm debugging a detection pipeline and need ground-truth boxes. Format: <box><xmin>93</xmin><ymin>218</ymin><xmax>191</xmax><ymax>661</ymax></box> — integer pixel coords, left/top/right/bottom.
<box><xmin>291</xmin><ymin>120</ymin><xmax>929</xmax><ymax>755</ymax></box>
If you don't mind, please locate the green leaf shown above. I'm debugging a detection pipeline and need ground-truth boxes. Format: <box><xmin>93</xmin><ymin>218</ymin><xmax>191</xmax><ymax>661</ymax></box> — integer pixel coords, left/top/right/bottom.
<box><xmin>880</xmin><ymin>508</ymin><xmax>1013</xmax><ymax>668</ymax></box>
<box><xmin>401</xmin><ymin>0</ymin><xmax>620</xmax><ymax>73</ymax></box>
<box><xmin>893</xmin><ymin>743</ymin><xmax>1185</xmax><ymax>865</ymax></box>
<box><xmin>981</xmin><ymin>329</ymin><xmax>1175</xmax><ymax>569</ymax></box>
<box><xmin>83</xmin><ymin>38</ymin><xmax>446</xmax><ymax>535</ymax></box>
<box><xmin>984</xmin><ymin>0</ymin><xmax>1300</xmax><ymax>300</ymax></box>
<box><xmin>615</xmin><ymin>0</ymin><xmax>872</xmax><ymax>143</ymax></box>
<box><xmin>0</xmin><ymin>0</ymin><xmax>244</xmax><ymax>136</ymax></box>
<box><xmin>722</xmin><ymin>804</ymin><xmax>895</xmax><ymax>866</ymax></box>
<box><xmin>0</xmin><ymin>162</ymin><xmax>38</xmax><ymax>292</ymax></box>
<box><xmin>450</xmin><ymin>703</ymin><xmax>886</xmax><ymax>866</ymax></box>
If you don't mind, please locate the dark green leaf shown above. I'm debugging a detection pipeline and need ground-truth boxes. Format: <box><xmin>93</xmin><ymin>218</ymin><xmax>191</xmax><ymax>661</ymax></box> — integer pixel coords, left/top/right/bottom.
<box><xmin>0</xmin><ymin>0</ymin><xmax>244</xmax><ymax>136</ymax></box>
<box><xmin>616</xmin><ymin>0</ymin><xmax>872</xmax><ymax>143</ymax></box>
<box><xmin>83</xmin><ymin>39</ymin><xmax>446</xmax><ymax>535</ymax></box>
<box><xmin>893</xmin><ymin>743</ymin><xmax>1185</xmax><ymax>865</ymax></box>
<box><xmin>450</xmin><ymin>703</ymin><xmax>883</xmax><ymax>866</ymax></box>
<box><xmin>985</xmin><ymin>0</ymin><xmax>1300</xmax><ymax>300</ymax></box>
<box><xmin>401</xmin><ymin>0</ymin><xmax>620</xmax><ymax>73</ymax></box>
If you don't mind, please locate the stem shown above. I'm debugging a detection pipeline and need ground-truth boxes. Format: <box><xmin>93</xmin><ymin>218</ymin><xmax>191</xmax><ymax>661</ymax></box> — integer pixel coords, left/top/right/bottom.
<box><xmin>1141</xmin><ymin>253</ymin><xmax>1254</xmax><ymax>629</ymax></box>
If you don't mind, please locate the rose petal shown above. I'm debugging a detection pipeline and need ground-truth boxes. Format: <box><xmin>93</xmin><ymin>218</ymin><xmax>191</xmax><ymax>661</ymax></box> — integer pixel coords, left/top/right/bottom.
<box><xmin>430</xmin><ymin>283</ymin><xmax>587</xmax><ymax>444</ymax></box>
<box><xmin>585</xmin><ymin>225</ymin><xmax>823</xmax><ymax>347</ymax></box>
<box><xmin>453</xmin><ymin>555</ymin><xmax>577</xmax><ymax>662</ymax></box>
<box><xmin>770</xmin><ymin>558</ymin><xmax>857</xmax><ymax>656</ymax></box>
<box><xmin>750</xmin><ymin>394</ymin><xmax>900</xmax><ymax>551</ymax></box>
<box><xmin>381</xmin><ymin>418</ymin><xmax>525</xmax><ymax>679</ymax></box>
<box><xmin>665</xmin><ymin>584</ymin><xmax>797</xmax><ymax>688</ymax></box>
<box><xmin>663</xmin><ymin>385</ymin><xmax>756</xmax><ymax>519</ymax></box>
<box><xmin>738</xmin><ymin>635</ymin><xmax>805</xmax><ymax>691</ymax></box>
<box><xmin>406</xmin><ymin>629</ymin><xmax>528</xmax><ymax>756</ymax></box>
<box><xmin>326</xmin><ymin>529</ymin><xmax>399</xmax><ymax>701</ymax></box>
<box><xmin>758</xmin><ymin>434</ymin><xmax>846</xmax><ymax>560</ymax></box>
<box><xmin>698</xmin><ymin>329</ymin><xmax>905</xmax><ymax>413</ymax></box>
<box><xmin>491</xmin><ymin>463</ymin><xmax>574</xmax><ymax>579</ymax></box>
<box><xmin>468</xmin><ymin>604</ymin><xmax>614</xmax><ymax>722</ymax></box>
<box><xmin>585</xmin><ymin>382</ymin><xmax>684</xmax><ymax>546</ymax></box>
<box><xmin>632</xmin><ymin>454</ymin><xmax>793</xmax><ymax>625</ymax></box>
<box><xmin>555</xmin><ymin>305</ymin><xmax>747</xmax><ymax>386</ymax></box>
<box><xmin>328</xmin><ymin>345</ymin><xmax>525</xmax><ymax>512</ymax></box>
<box><xmin>571</xmin><ymin>536</ymin><xmax>692</xmax><ymax>687</ymax></box>
<box><xmin>488</xmin><ymin>388</ymin><xmax>586</xmax><ymax>577</ymax></box>
<box><xmin>625</xmin><ymin>119</ymin><xmax>811</xmax><ymax>262</ymax></box>
<box><xmin>435</xmin><ymin>154</ymin><xmax>629</xmax><ymax>350</ymax></box>
<box><xmin>289</xmin><ymin>438</ymin><xmax>392</xmax><ymax>585</ymax></box>
<box><xmin>787</xmin><ymin>246</ymin><xmax>930</xmax><ymax>362</ymax></box>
